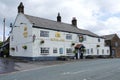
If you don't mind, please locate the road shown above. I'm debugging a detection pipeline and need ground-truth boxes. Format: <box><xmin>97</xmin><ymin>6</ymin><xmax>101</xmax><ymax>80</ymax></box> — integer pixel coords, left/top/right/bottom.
<box><xmin>0</xmin><ymin>59</ymin><xmax>120</xmax><ymax>80</ymax></box>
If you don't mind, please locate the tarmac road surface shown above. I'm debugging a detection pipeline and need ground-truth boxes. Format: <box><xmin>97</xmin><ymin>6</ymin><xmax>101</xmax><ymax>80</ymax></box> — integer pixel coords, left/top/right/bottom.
<box><xmin>0</xmin><ymin>59</ymin><xmax>120</xmax><ymax>80</ymax></box>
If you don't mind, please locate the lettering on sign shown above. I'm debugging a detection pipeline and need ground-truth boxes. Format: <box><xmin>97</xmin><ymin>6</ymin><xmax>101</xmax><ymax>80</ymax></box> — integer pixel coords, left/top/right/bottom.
<box><xmin>51</xmin><ymin>38</ymin><xmax>65</xmax><ymax>42</ymax></box>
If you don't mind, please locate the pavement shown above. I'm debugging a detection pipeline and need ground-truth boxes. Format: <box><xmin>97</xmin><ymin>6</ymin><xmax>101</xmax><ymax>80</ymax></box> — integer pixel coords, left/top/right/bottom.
<box><xmin>0</xmin><ymin>57</ymin><xmax>94</xmax><ymax>74</ymax></box>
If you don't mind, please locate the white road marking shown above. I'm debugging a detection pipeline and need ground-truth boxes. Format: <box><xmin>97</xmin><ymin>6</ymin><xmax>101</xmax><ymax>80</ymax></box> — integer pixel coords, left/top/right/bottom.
<box><xmin>83</xmin><ymin>79</ymin><xmax>87</xmax><ymax>80</ymax></box>
<box><xmin>62</xmin><ymin>70</ymin><xmax>87</xmax><ymax>75</ymax></box>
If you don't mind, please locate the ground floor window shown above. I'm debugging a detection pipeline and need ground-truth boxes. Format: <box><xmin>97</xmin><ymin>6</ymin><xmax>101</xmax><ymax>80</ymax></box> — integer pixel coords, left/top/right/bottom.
<box><xmin>66</xmin><ymin>48</ymin><xmax>72</xmax><ymax>54</ymax></box>
<box><xmin>91</xmin><ymin>48</ymin><xmax>93</xmax><ymax>54</ymax></box>
<box><xmin>87</xmin><ymin>49</ymin><xmax>89</xmax><ymax>54</ymax></box>
<box><xmin>102</xmin><ymin>49</ymin><xmax>104</xmax><ymax>54</ymax></box>
<box><xmin>53</xmin><ymin>48</ymin><xmax>57</xmax><ymax>53</ymax></box>
<box><xmin>107</xmin><ymin>50</ymin><xmax>110</xmax><ymax>54</ymax></box>
<box><xmin>40</xmin><ymin>47</ymin><xmax>49</xmax><ymax>55</ymax></box>
<box><xmin>59</xmin><ymin>48</ymin><xmax>63</xmax><ymax>54</ymax></box>
<box><xmin>97</xmin><ymin>49</ymin><xmax>99</xmax><ymax>54</ymax></box>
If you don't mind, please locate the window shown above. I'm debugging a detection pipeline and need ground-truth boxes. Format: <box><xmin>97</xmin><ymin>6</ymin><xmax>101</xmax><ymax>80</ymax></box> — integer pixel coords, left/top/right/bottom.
<box><xmin>40</xmin><ymin>47</ymin><xmax>49</xmax><ymax>55</ymax></box>
<box><xmin>87</xmin><ymin>49</ymin><xmax>89</xmax><ymax>54</ymax></box>
<box><xmin>91</xmin><ymin>48</ymin><xmax>93</xmax><ymax>54</ymax></box>
<box><xmin>53</xmin><ymin>48</ymin><xmax>57</xmax><ymax>53</ymax></box>
<box><xmin>102</xmin><ymin>49</ymin><xmax>104</xmax><ymax>54</ymax></box>
<box><xmin>107</xmin><ymin>50</ymin><xmax>109</xmax><ymax>54</ymax></box>
<box><xmin>97</xmin><ymin>49</ymin><xmax>99</xmax><ymax>54</ymax></box>
<box><xmin>40</xmin><ymin>31</ymin><xmax>49</xmax><ymax>37</ymax></box>
<box><xmin>66</xmin><ymin>48</ymin><xmax>72</xmax><ymax>54</ymax></box>
<box><xmin>98</xmin><ymin>38</ymin><xmax>100</xmax><ymax>42</ymax></box>
<box><xmin>83</xmin><ymin>35</ymin><xmax>86</xmax><ymax>41</ymax></box>
<box><xmin>59</xmin><ymin>48</ymin><xmax>63</xmax><ymax>54</ymax></box>
<box><xmin>66</xmin><ymin>34</ymin><xmax>72</xmax><ymax>40</ymax></box>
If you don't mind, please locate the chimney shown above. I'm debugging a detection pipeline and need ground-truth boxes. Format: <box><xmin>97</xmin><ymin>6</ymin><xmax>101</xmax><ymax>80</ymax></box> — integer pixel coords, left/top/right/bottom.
<box><xmin>57</xmin><ymin>13</ymin><xmax>61</xmax><ymax>22</ymax></box>
<box><xmin>18</xmin><ymin>2</ymin><xmax>24</xmax><ymax>14</ymax></box>
<box><xmin>72</xmin><ymin>17</ymin><xmax>77</xmax><ymax>27</ymax></box>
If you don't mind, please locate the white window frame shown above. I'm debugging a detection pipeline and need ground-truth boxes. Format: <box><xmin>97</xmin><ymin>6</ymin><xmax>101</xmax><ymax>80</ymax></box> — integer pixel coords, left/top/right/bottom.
<box><xmin>40</xmin><ymin>47</ymin><xmax>49</xmax><ymax>55</ymax></box>
<box><xmin>40</xmin><ymin>30</ymin><xmax>49</xmax><ymax>37</ymax></box>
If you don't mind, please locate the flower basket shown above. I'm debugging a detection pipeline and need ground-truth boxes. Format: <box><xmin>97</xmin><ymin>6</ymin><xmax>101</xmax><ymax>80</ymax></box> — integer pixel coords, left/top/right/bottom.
<box><xmin>71</xmin><ymin>43</ymin><xmax>75</xmax><ymax>46</ymax></box>
<box><xmin>81</xmin><ymin>48</ymin><xmax>86</xmax><ymax>53</ymax></box>
<box><xmin>97</xmin><ymin>45</ymin><xmax>100</xmax><ymax>47</ymax></box>
<box><xmin>22</xmin><ymin>45</ymin><xmax>27</xmax><ymax>50</ymax></box>
<box><xmin>11</xmin><ymin>47</ymin><xmax>15</xmax><ymax>51</ymax></box>
<box><xmin>40</xmin><ymin>40</ymin><xmax>44</xmax><ymax>44</ymax></box>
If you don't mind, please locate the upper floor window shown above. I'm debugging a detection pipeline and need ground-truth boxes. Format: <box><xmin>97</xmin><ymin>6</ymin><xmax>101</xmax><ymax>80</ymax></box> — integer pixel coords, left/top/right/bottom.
<box><xmin>66</xmin><ymin>34</ymin><xmax>72</xmax><ymax>40</ymax></box>
<box><xmin>83</xmin><ymin>35</ymin><xmax>86</xmax><ymax>41</ymax></box>
<box><xmin>115</xmin><ymin>42</ymin><xmax>118</xmax><ymax>47</ymax></box>
<box><xmin>40</xmin><ymin>31</ymin><xmax>49</xmax><ymax>37</ymax></box>
<box><xmin>98</xmin><ymin>38</ymin><xmax>100</xmax><ymax>42</ymax></box>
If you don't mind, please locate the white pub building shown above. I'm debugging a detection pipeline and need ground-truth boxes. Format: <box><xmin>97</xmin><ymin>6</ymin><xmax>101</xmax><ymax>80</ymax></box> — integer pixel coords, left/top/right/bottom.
<box><xmin>10</xmin><ymin>2</ymin><xmax>110</xmax><ymax>60</ymax></box>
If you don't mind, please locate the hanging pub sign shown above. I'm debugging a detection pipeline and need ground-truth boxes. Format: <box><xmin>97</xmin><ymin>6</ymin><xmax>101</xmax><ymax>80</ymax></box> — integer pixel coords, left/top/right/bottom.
<box><xmin>79</xmin><ymin>35</ymin><xmax>84</xmax><ymax>42</ymax></box>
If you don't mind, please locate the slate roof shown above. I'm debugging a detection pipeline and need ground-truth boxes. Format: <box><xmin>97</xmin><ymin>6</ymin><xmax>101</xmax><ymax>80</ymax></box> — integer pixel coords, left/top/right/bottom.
<box><xmin>25</xmin><ymin>14</ymin><xmax>99</xmax><ymax>37</ymax></box>
<box><xmin>101</xmin><ymin>34</ymin><xmax>116</xmax><ymax>40</ymax></box>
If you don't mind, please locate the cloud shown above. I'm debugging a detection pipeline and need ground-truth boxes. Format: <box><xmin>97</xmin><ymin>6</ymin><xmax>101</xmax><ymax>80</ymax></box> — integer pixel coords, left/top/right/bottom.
<box><xmin>0</xmin><ymin>0</ymin><xmax>120</xmax><ymax>41</ymax></box>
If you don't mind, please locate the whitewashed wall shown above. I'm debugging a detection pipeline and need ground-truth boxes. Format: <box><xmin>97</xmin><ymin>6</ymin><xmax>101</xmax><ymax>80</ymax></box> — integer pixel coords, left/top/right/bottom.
<box><xmin>10</xmin><ymin>13</ymin><xmax>110</xmax><ymax>58</ymax></box>
<box><xmin>32</xmin><ymin>28</ymin><xmax>77</xmax><ymax>57</ymax></box>
<box><xmin>10</xmin><ymin>13</ymin><xmax>33</xmax><ymax>57</ymax></box>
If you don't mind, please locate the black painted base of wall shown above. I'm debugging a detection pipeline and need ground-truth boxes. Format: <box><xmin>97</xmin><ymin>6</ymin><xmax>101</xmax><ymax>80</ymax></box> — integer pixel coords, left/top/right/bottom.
<box><xmin>10</xmin><ymin>56</ymin><xmax>74</xmax><ymax>61</ymax></box>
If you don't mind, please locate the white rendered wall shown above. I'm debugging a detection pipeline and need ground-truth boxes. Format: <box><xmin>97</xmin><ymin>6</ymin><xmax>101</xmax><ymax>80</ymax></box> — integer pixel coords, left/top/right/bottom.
<box><xmin>10</xmin><ymin>13</ymin><xmax>33</xmax><ymax>57</ymax></box>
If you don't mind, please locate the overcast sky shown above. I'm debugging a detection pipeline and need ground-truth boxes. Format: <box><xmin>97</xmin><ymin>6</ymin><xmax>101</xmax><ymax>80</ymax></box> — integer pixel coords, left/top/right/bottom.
<box><xmin>0</xmin><ymin>0</ymin><xmax>120</xmax><ymax>41</ymax></box>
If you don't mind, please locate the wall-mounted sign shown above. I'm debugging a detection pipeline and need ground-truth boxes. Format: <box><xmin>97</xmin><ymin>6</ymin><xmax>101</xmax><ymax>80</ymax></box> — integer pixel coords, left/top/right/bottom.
<box><xmin>23</xmin><ymin>32</ymin><xmax>28</xmax><ymax>38</ymax></box>
<box><xmin>79</xmin><ymin>35</ymin><xmax>84</xmax><ymax>42</ymax></box>
<box><xmin>23</xmin><ymin>26</ymin><xmax>28</xmax><ymax>38</ymax></box>
<box><xmin>24</xmin><ymin>27</ymin><xmax>27</xmax><ymax>31</ymax></box>
<box><xmin>55</xmin><ymin>32</ymin><xmax>61</xmax><ymax>38</ymax></box>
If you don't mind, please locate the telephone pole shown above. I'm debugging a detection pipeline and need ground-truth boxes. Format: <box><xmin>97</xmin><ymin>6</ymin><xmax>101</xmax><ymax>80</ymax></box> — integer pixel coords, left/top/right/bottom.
<box><xmin>3</xmin><ymin>18</ymin><xmax>5</xmax><ymax>44</ymax></box>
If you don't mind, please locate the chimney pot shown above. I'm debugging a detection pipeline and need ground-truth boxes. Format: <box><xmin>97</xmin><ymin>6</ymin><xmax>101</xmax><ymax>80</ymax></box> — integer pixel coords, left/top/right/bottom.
<box><xmin>72</xmin><ymin>17</ymin><xmax>77</xmax><ymax>27</ymax></box>
<box><xmin>57</xmin><ymin>12</ymin><xmax>61</xmax><ymax>22</ymax></box>
<box><xmin>18</xmin><ymin>2</ymin><xmax>24</xmax><ymax>14</ymax></box>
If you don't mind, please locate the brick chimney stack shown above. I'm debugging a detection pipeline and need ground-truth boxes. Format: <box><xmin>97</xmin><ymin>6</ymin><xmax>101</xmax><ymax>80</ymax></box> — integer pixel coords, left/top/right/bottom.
<box><xmin>57</xmin><ymin>13</ymin><xmax>61</xmax><ymax>22</ymax></box>
<box><xmin>18</xmin><ymin>2</ymin><xmax>24</xmax><ymax>14</ymax></box>
<box><xmin>72</xmin><ymin>17</ymin><xmax>77</xmax><ymax>27</ymax></box>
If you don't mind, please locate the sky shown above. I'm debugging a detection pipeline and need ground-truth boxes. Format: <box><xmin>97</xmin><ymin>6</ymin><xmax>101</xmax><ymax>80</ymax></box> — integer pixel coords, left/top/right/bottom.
<box><xmin>0</xmin><ymin>0</ymin><xmax>120</xmax><ymax>41</ymax></box>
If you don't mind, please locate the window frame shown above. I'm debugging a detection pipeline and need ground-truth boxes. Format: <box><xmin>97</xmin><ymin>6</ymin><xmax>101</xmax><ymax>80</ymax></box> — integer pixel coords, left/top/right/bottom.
<box><xmin>53</xmin><ymin>48</ymin><xmax>57</xmax><ymax>54</ymax></box>
<box><xmin>40</xmin><ymin>47</ymin><xmax>49</xmax><ymax>55</ymax></box>
<box><xmin>66</xmin><ymin>34</ymin><xmax>72</xmax><ymax>40</ymax></box>
<box><xmin>40</xmin><ymin>30</ymin><xmax>49</xmax><ymax>37</ymax></box>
